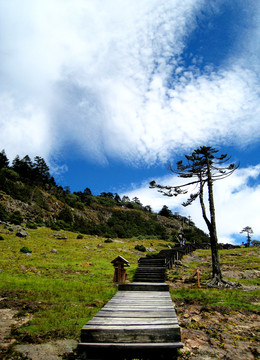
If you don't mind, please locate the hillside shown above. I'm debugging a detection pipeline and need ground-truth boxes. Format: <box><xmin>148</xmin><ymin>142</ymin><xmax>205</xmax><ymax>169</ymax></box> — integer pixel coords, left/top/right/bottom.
<box><xmin>0</xmin><ymin>225</ymin><xmax>259</xmax><ymax>359</ymax></box>
<box><xmin>0</xmin><ymin>151</ymin><xmax>209</xmax><ymax>245</ymax></box>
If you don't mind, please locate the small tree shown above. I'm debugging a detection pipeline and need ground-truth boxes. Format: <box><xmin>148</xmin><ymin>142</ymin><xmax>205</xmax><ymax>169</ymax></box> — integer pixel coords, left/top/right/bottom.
<box><xmin>33</xmin><ymin>156</ymin><xmax>50</xmax><ymax>184</ymax></box>
<box><xmin>158</xmin><ymin>205</ymin><xmax>173</xmax><ymax>218</ymax></box>
<box><xmin>240</xmin><ymin>226</ymin><xmax>253</xmax><ymax>247</ymax></box>
<box><xmin>0</xmin><ymin>150</ymin><xmax>9</xmax><ymax>169</ymax></box>
<box><xmin>150</xmin><ymin>146</ymin><xmax>239</xmax><ymax>287</ymax></box>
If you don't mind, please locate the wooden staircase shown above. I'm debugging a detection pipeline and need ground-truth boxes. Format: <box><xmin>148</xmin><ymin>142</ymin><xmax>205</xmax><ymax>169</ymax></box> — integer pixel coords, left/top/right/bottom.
<box><xmin>78</xmin><ymin>257</ymin><xmax>182</xmax><ymax>359</ymax></box>
<box><xmin>133</xmin><ymin>258</ymin><xmax>166</xmax><ymax>283</ymax></box>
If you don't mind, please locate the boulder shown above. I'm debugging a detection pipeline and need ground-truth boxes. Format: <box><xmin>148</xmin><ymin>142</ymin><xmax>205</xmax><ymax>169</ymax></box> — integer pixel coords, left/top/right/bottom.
<box><xmin>16</xmin><ymin>230</ymin><xmax>28</xmax><ymax>238</ymax></box>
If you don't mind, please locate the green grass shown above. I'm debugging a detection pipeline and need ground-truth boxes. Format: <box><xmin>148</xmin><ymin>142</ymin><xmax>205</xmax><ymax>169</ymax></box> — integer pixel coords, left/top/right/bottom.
<box><xmin>1</xmin><ymin>227</ymin><xmax>259</xmax><ymax>341</ymax></box>
<box><xmin>169</xmin><ymin>247</ymin><xmax>260</xmax><ymax>313</ymax></box>
<box><xmin>170</xmin><ymin>287</ymin><xmax>259</xmax><ymax>312</ymax></box>
<box><xmin>0</xmin><ymin>225</ymin><xmax>168</xmax><ymax>340</ymax></box>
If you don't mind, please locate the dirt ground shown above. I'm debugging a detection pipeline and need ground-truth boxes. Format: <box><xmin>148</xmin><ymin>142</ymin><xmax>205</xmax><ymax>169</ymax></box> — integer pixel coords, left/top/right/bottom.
<box><xmin>170</xmin><ymin>255</ymin><xmax>260</xmax><ymax>359</ymax></box>
<box><xmin>174</xmin><ymin>301</ymin><xmax>260</xmax><ymax>360</ymax></box>
<box><xmin>0</xmin><ymin>297</ymin><xmax>77</xmax><ymax>360</ymax></box>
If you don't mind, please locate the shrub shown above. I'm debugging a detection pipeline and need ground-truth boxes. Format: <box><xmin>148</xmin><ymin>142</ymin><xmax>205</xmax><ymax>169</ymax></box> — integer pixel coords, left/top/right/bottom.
<box><xmin>135</xmin><ymin>244</ymin><xmax>146</xmax><ymax>252</ymax></box>
<box><xmin>0</xmin><ymin>203</ymin><xmax>9</xmax><ymax>221</ymax></box>
<box><xmin>20</xmin><ymin>246</ymin><xmax>32</xmax><ymax>253</ymax></box>
<box><xmin>104</xmin><ymin>238</ymin><xmax>113</xmax><ymax>243</ymax></box>
<box><xmin>0</xmin><ymin>168</ymin><xmax>20</xmax><ymax>181</ymax></box>
<box><xmin>56</xmin><ymin>219</ymin><xmax>72</xmax><ymax>231</ymax></box>
<box><xmin>35</xmin><ymin>217</ymin><xmax>44</xmax><ymax>225</ymax></box>
<box><xmin>51</xmin><ymin>223</ymin><xmax>61</xmax><ymax>231</ymax></box>
<box><xmin>58</xmin><ymin>207</ymin><xmax>73</xmax><ymax>224</ymax></box>
<box><xmin>75</xmin><ymin>202</ymin><xmax>84</xmax><ymax>210</ymax></box>
<box><xmin>9</xmin><ymin>211</ymin><xmax>23</xmax><ymax>225</ymax></box>
<box><xmin>46</xmin><ymin>220</ymin><xmax>60</xmax><ymax>231</ymax></box>
<box><xmin>0</xmin><ymin>235</ymin><xmax>4</xmax><ymax>240</ymax></box>
<box><xmin>26</xmin><ymin>222</ymin><xmax>38</xmax><ymax>229</ymax></box>
<box><xmin>77</xmin><ymin>234</ymin><xmax>84</xmax><ymax>239</ymax></box>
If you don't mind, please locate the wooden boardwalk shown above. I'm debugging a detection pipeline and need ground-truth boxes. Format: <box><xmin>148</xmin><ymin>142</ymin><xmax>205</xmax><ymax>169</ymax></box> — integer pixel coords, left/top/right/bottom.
<box><xmin>79</xmin><ymin>259</ymin><xmax>182</xmax><ymax>359</ymax></box>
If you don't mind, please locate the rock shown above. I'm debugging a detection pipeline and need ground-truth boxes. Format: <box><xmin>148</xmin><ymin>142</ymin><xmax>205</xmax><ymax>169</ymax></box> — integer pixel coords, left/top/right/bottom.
<box><xmin>25</xmin><ymin>253</ymin><xmax>32</xmax><ymax>257</ymax></box>
<box><xmin>14</xmin><ymin>339</ymin><xmax>78</xmax><ymax>360</ymax></box>
<box><xmin>50</xmin><ymin>249</ymin><xmax>58</xmax><ymax>253</ymax></box>
<box><xmin>29</xmin><ymin>266</ymin><xmax>38</xmax><ymax>272</ymax></box>
<box><xmin>174</xmin><ymin>260</ymin><xmax>183</xmax><ymax>266</ymax></box>
<box><xmin>222</xmin><ymin>269</ymin><xmax>260</xmax><ymax>280</ymax></box>
<box><xmin>16</xmin><ymin>230</ymin><xmax>28</xmax><ymax>238</ymax></box>
<box><xmin>146</xmin><ymin>247</ymin><xmax>156</xmax><ymax>252</ymax></box>
<box><xmin>54</xmin><ymin>234</ymin><xmax>67</xmax><ymax>240</ymax></box>
<box><xmin>0</xmin><ymin>269</ymin><xmax>3</xmax><ymax>273</ymax></box>
<box><xmin>184</xmin><ymin>254</ymin><xmax>202</xmax><ymax>263</ymax></box>
<box><xmin>0</xmin><ymin>308</ymin><xmax>31</xmax><ymax>351</ymax></box>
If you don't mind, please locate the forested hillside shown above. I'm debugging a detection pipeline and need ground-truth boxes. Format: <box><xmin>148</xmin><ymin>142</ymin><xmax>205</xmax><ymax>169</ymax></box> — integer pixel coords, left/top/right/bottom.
<box><xmin>0</xmin><ymin>150</ymin><xmax>209</xmax><ymax>245</ymax></box>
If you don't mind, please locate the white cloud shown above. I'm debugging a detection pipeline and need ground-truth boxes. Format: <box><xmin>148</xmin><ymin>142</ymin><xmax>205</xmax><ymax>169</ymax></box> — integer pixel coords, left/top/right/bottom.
<box><xmin>0</xmin><ymin>93</ymin><xmax>52</xmax><ymax>160</ymax></box>
<box><xmin>122</xmin><ymin>165</ymin><xmax>260</xmax><ymax>244</ymax></box>
<box><xmin>1</xmin><ymin>1</ymin><xmax>260</xmax><ymax>164</ymax></box>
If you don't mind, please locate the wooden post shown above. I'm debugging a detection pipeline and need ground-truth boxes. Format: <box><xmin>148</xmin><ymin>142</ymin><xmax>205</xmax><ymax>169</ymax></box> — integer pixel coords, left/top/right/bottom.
<box><xmin>192</xmin><ymin>268</ymin><xmax>201</xmax><ymax>287</ymax></box>
<box><xmin>111</xmin><ymin>256</ymin><xmax>130</xmax><ymax>284</ymax></box>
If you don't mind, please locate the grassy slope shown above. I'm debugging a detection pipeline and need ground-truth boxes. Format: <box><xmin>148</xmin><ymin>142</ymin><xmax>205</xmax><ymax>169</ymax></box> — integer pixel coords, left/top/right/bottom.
<box><xmin>168</xmin><ymin>248</ymin><xmax>260</xmax><ymax>359</ymax></box>
<box><xmin>169</xmin><ymin>247</ymin><xmax>260</xmax><ymax>312</ymax></box>
<box><xmin>0</xmin><ymin>225</ymin><xmax>168</xmax><ymax>341</ymax></box>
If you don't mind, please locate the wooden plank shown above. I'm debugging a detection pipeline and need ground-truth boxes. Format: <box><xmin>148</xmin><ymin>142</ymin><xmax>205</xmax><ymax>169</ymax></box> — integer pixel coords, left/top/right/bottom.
<box><xmin>88</xmin><ymin>317</ymin><xmax>178</xmax><ymax>325</ymax></box>
<box><xmin>108</xmin><ymin>299</ymin><xmax>171</xmax><ymax>303</ymax></box>
<box><xmin>95</xmin><ymin>311</ymin><xmax>176</xmax><ymax>318</ymax></box>
<box><xmin>104</xmin><ymin>306</ymin><xmax>173</xmax><ymax>310</ymax></box>
<box><xmin>83</xmin><ymin>324</ymin><xmax>180</xmax><ymax>331</ymax></box>
<box><xmin>99</xmin><ymin>308</ymin><xmax>176</xmax><ymax>313</ymax></box>
<box><xmin>104</xmin><ymin>302</ymin><xmax>173</xmax><ymax>307</ymax></box>
<box><xmin>107</xmin><ymin>302</ymin><xmax>171</xmax><ymax>306</ymax></box>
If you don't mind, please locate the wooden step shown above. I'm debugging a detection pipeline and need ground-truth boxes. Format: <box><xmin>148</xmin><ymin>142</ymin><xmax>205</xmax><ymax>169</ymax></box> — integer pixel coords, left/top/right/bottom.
<box><xmin>118</xmin><ymin>283</ymin><xmax>169</xmax><ymax>291</ymax></box>
<box><xmin>78</xmin><ymin>342</ymin><xmax>182</xmax><ymax>360</ymax></box>
<box><xmin>81</xmin><ymin>324</ymin><xmax>181</xmax><ymax>343</ymax></box>
<box><xmin>138</xmin><ymin>260</ymin><xmax>166</xmax><ymax>267</ymax></box>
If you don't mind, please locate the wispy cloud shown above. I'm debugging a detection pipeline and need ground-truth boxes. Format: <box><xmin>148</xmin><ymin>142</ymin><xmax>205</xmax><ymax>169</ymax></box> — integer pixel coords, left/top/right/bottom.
<box><xmin>123</xmin><ymin>164</ymin><xmax>260</xmax><ymax>244</ymax></box>
<box><xmin>0</xmin><ymin>0</ymin><xmax>259</xmax><ymax>165</ymax></box>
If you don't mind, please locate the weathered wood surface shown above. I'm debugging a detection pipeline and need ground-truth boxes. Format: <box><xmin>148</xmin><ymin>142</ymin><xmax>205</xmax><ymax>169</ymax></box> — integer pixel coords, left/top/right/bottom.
<box><xmin>80</xmin><ymin>290</ymin><xmax>181</xmax><ymax>345</ymax></box>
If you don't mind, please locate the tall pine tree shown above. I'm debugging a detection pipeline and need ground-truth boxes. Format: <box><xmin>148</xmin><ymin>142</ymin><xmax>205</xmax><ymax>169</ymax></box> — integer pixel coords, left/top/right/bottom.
<box><xmin>150</xmin><ymin>146</ymin><xmax>239</xmax><ymax>287</ymax></box>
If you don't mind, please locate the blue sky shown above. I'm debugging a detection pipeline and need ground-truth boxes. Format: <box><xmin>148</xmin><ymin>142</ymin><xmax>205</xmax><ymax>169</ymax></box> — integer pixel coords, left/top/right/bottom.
<box><xmin>0</xmin><ymin>0</ymin><xmax>260</xmax><ymax>244</ymax></box>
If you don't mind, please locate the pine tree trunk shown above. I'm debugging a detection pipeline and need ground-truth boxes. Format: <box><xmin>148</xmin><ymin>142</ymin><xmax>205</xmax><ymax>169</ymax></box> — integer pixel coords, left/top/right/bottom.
<box><xmin>206</xmin><ymin>157</ymin><xmax>222</xmax><ymax>281</ymax></box>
